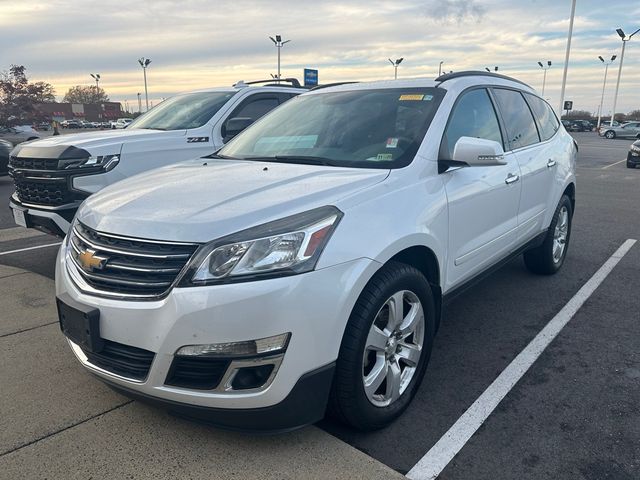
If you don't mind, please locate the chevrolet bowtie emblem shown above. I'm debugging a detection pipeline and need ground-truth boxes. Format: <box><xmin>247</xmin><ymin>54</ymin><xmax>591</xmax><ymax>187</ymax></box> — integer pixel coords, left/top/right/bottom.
<box><xmin>77</xmin><ymin>248</ymin><xmax>107</xmax><ymax>272</ymax></box>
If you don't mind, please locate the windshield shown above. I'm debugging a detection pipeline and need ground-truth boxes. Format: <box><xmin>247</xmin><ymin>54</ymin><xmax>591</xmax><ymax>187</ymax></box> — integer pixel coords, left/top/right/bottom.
<box><xmin>129</xmin><ymin>91</ymin><xmax>236</xmax><ymax>130</ymax></box>
<box><xmin>218</xmin><ymin>87</ymin><xmax>445</xmax><ymax>168</ymax></box>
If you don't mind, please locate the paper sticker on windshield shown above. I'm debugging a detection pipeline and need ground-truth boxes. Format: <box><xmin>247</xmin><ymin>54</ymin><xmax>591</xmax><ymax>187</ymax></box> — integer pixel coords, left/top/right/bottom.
<box><xmin>399</xmin><ymin>94</ymin><xmax>424</xmax><ymax>101</ymax></box>
<box><xmin>376</xmin><ymin>153</ymin><xmax>393</xmax><ymax>161</ymax></box>
<box><xmin>386</xmin><ymin>138</ymin><xmax>399</xmax><ymax>148</ymax></box>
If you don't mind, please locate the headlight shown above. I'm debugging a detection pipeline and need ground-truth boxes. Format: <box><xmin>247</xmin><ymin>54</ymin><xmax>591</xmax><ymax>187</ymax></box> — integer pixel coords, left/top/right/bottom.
<box><xmin>179</xmin><ymin>206</ymin><xmax>343</xmax><ymax>286</ymax></box>
<box><xmin>630</xmin><ymin>144</ymin><xmax>640</xmax><ymax>153</ymax></box>
<box><xmin>61</xmin><ymin>154</ymin><xmax>120</xmax><ymax>171</ymax></box>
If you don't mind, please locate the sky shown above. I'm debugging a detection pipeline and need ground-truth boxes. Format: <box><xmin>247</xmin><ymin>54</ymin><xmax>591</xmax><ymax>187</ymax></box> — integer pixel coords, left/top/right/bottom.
<box><xmin>1</xmin><ymin>0</ymin><xmax>639</xmax><ymax>115</ymax></box>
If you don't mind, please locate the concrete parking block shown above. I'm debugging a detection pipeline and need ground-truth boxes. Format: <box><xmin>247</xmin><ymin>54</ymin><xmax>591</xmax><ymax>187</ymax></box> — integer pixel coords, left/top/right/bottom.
<box><xmin>0</xmin><ymin>323</ymin><xmax>127</xmax><ymax>454</ymax></box>
<box><xmin>0</xmin><ymin>402</ymin><xmax>404</xmax><ymax>480</ymax></box>
<box><xmin>0</xmin><ymin>270</ymin><xmax>59</xmax><ymax>336</ymax></box>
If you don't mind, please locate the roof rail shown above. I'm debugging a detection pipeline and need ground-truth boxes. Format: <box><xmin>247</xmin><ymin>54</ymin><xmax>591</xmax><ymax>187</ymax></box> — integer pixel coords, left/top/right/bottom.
<box><xmin>310</xmin><ymin>81</ymin><xmax>360</xmax><ymax>91</ymax></box>
<box><xmin>233</xmin><ymin>78</ymin><xmax>302</xmax><ymax>88</ymax></box>
<box><xmin>435</xmin><ymin>71</ymin><xmax>531</xmax><ymax>89</ymax></box>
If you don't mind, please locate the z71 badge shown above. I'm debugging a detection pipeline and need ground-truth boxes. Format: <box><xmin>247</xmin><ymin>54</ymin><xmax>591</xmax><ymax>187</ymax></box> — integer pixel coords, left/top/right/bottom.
<box><xmin>187</xmin><ymin>137</ymin><xmax>209</xmax><ymax>143</ymax></box>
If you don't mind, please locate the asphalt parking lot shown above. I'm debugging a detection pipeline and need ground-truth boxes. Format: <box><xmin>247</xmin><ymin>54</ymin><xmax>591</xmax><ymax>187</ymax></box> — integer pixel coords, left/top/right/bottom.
<box><xmin>0</xmin><ymin>132</ymin><xmax>638</xmax><ymax>479</ymax></box>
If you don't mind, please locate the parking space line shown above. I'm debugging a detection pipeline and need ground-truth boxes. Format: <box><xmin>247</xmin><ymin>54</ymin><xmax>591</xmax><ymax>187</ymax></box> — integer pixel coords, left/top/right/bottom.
<box><xmin>0</xmin><ymin>243</ymin><xmax>62</xmax><ymax>256</ymax></box>
<box><xmin>602</xmin><ymin>159</ymin><xmax>627</xmax><ymax>169</ymax></box>
<box><xmin>407</xmin><ymin>238</ymin><xmax>637</xmax><ymax>480</ymax></box>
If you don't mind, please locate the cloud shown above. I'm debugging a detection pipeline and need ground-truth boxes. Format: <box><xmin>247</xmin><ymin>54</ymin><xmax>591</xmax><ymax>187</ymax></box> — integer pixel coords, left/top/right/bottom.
<box><xmin>424</xmin><ymin>0</ymin><xmax>486</xmax><ymax>24</ymax></box>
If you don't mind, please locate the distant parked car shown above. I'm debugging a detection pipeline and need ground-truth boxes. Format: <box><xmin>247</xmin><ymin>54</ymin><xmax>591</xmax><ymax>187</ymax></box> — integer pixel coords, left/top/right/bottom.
<box><xmin>628</xmin><ymin>140</ymin><xmax>640</xmax><ymax>168</ymax></box>
<box><xmin>79</xmin><ymin>120</ymin><xmax>93</xmax><ymax>128</ymax></box>
<box><xmin>114</xmin><ymin>118</ymin><xmax>133</xmax><ymax>129</ymax></box>
<box><xmin>61</xmin><ymin>120</ymin><xmax>82</xmax><ymax>129</ymax></box>
<box><xmin>600</xmin><ymin>122</ymin><xmax>640</xmax><ymax>139</ymax></box>
<box><xmin>100</xmin><ymin>121</ymin><xmax>111</xmax><ymax>129</ymax></box>
<box><xmin>0</xmin><ymin>138</ymin><xmax>12</xmax><ymax>175</ymax></box>
<box><xmin>0</xmin><ymin>125</ymin><xmax>40</xmax><ymax>144</ymax></box>
<box><xmin>89</xmin><ymin>121</ymin><xmax>101</xmax><ymax>128</ymax></box>
<box><xmin>571</xmin><ymin>120</ymin><xmax>593</xmax><ymax>132</ymax></box>
<box><xmin>36</xmin><ymin>122</ymin><xmax>51</xmax><ymax>131</ymax></box>
<box><xmin>561</xmin><ymin>120</ymin><xmax>579</xmax><ymax>132</ymax></box>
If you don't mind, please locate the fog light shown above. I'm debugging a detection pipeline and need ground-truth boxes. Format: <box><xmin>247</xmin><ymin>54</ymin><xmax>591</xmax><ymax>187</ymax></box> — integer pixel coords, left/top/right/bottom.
<box><xmin>231</xmin><ymin>364</ymin><xmax>275</xmax><ymax>390</ymax></box>
<box><xmin>176</xmin><ymin>333</ymin><xmax>290</xmax><ymax>357</ymax></box>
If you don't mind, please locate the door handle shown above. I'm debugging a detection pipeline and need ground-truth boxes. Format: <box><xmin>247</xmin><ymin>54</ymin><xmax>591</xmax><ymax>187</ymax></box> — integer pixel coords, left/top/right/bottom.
<box><xmin>505</xmin><ymin>173</ymin><xmax>520</xmax><ymax>185</ymax></box>
<box><xmin>547</xmin><ymin>159</ymin><xmax>557</xmax><ymax>168</ymax></box>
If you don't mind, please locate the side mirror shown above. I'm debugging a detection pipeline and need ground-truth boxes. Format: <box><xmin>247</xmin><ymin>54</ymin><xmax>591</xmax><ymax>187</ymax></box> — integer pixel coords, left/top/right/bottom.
<box><xmin>222</xmin><ymin>117</ymin><xmax>253</xmax><ymax>141</ymax></box>
<box><xmin>452</xmin><ymin>136</ymin><xmax>506</xmax><ymax>167</ymax></box>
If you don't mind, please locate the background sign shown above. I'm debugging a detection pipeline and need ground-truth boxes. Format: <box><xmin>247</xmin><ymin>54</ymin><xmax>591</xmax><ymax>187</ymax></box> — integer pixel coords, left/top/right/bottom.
<box><xmin>304</xmin><ymin>68</ymin><xmax>318</xmax><ymax>86</ymax></box>
<box><xmin>564</xmin><ymin>100</ymin><xmax>573</xmax><ymax>111</ymax></box>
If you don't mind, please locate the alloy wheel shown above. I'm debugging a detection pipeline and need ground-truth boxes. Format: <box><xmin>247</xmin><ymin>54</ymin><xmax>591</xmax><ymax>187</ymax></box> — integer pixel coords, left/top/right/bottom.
<box><xmin>553</xmin><ymin>206</ymin><xmax>569</xmax><ymax>264</ymax></box>
<box><xmin>362</xmin><ymin>290</ymin><xmax>425</xmax><ymax>407</ymax></box>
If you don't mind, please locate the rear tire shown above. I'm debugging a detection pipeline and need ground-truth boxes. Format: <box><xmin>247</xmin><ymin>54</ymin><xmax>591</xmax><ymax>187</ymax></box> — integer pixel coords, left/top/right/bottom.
<box><xmin>329</xmin><ymin>261</ymin><xmax>435</xmax><ymax>430</ymax></box>
<box><xmin>524</xmin><ymin>195</ymin><xmax>573</xmax><ymax>275</ymax></box>
<box><xmin>604</xmin><ymin>130</ymin><xmax>616</xmax><ymax>139</ymax></box>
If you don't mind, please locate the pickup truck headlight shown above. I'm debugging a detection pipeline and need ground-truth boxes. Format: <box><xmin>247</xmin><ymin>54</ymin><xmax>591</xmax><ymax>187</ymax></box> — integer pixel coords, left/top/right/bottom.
<box><xmin>61</xmin><ymin>154</ymin><xmax>120</xmax><ymax>171</ymax></box>
<box><xmin>180</xmin><ymin>206</ymin><xmax>342</xmax><ymax>286</ymax></box>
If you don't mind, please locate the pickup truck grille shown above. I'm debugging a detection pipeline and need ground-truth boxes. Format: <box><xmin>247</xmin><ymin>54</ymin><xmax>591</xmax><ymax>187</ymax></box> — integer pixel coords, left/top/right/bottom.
<box><xmin>9</xmin><ymin>155</ymin><xmax>91</xmax><ymax>207</ymax></box>
<box><xmin>67</xmin><ymin>222</ymin><xmax>200</xmax><ymax>299</ymax></box>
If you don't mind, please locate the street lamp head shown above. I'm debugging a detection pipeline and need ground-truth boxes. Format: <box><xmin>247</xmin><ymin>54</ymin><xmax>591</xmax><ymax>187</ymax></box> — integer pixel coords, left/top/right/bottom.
<box><xmin>616</xmin><ymin>28</ymin><xmax>626</xmax><ymax>39</ymax></box>
<box><xmin>547</xmin><ymin>61</ymin><xmax>552</xmax><ymax>67</ymax></box>
<box><xmin>138</xmin><ymin>58</ymin><xmax>144</xmax><ymax>67</ymax></box>
<box><xmin>269</xmin><ymin>36</ymin><xmax>277</xmax><ymax>44</ymax></box>
<box><xmin>611</xmin><ymin>54</ymin><xmax>617</xmax><ymax>61</ymax></box>
<box><xmin>275</xmin><ymin>34</ymin><xmax>282</xmax><ymax>42</ymax></box>
<box><xmin>389</xmin><ymin>58</ymin><xmax>395</xmax><ymax>65</ymax></box>
<box><xmin>494</xmin><ymin>66</ymin><xmax>498</xmax><ymax>71</ymax></box>
<box><xmin>396</xmin><ymin>58</ymin><xmax>404</xmax><ymax>65</ymax></box>
<box><xmin>598</xmin><ymin>56</ymin><xmax>605</xmax><ymax>63</ymax></box>
<box><xmin>538</xmin><ymin>61</ymin><xmax>543</xmax><ymax>68</ymax></box>
<box><xmin>145</xmin><ymin>59</ymin><xmax>151</xmax><ymax>67</ymax></box>
<box><xmin>282</xmin><ymin>39</ymin><xmax>291</xmax><ymax>45</ymax></box>
<box><xmin>485</xmin><ymin>67</ymin><xmax>491</xmax><ymax>72</ymax></box>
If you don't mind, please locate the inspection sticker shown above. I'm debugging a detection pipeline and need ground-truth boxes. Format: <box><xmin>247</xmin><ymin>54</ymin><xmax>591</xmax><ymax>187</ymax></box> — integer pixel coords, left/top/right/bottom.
<box><xmin>423</xmin><ymin>94</ymin><xmax>434</xmax><ymax>101</ymax></box>
<box><xmin>399</xmin><ymin>94</ymin><xmax>424</xmax><ymax>101</ymax></box>
<box><xmin>386</xmin><ymin>137</ymin><xmax>399</xmax><ymax>148</ymax></box>
<box><xmin>376</xmin><ymin>153</ymin><xmax>393</xmax><ymax>161</ymax></box>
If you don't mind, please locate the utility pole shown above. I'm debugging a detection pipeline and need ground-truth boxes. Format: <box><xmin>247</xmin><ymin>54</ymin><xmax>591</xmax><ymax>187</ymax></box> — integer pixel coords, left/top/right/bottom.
<box><xmin>138</xmin><ymin>57</ymin><xmax>152</xmax><ymax>111</ymax></box>
<box><xmin>137</xmin><ymin>92</ymin><xmax>142</xmax><ymax>113</ymax></box>
<box><xmin>269</xmin><ymin>35</ymin><xmax>290</xmax><ymax>82</ymax></box>
<box><xmin>596</xmin><ymin>55</ymin><xmax>616</xmax><ymax>130</ymax></box>
<box><xmin>610</xmin><ymin>27</ymin><xmax>640</xmax><ymax>126</ymax></box>
<box><xmin>389</xmin><ymin>58</ymin><xmax>404</xmax><ymax>79</ymax></box>
<box><xmin>558</xmin><ymin>0</ymin><xmax>576</xmax><ymax>115</ymax></box>
<box><xmin>537</xmin><ymin>61</ymin><xmax>551</xmax><ymax>96</ymax></box>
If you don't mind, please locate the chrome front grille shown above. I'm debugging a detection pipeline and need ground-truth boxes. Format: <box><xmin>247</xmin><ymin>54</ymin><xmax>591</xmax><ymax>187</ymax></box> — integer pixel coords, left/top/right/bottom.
<box><xmin>67</xmin><ymin>222</ymin><xmax>200</xmax><ymax>299</ymax></box>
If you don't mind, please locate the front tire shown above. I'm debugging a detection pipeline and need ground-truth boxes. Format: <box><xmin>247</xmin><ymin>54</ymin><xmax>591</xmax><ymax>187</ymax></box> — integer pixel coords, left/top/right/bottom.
<box><xmin>524</xmin><ymin>195</ymin><xmax>573</xmax><ymax>275</ymax></box>
<box><xmin>329</xmin><ymin>261</ymin><xmax>435</xmax><ymax>430</ymax></box>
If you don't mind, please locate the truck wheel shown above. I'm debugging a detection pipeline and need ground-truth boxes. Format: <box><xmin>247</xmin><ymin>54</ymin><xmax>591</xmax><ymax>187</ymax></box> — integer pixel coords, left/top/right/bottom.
<box><xmin>329</xmin><ymin>261</ymin><xmax>435</xmax><ymax>430</ymax></box>
<box><xmin>604</xmin><ymin>130</ymin><xmax>616</xmax><ymax>139</ymax></box>
<box><xmin>524</xmin><ymin>195</ymin><xmax>573</xmax><ymax>275</ymax></box>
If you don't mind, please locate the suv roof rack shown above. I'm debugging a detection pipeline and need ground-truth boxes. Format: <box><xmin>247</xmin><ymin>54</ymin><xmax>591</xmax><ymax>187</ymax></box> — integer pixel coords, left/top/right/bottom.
<box><xmin>310</xmin><ymin>81</ymin><xmax>360</xmax><ymax>91</ymax></box>
<box><xmin>435</xmin><ymin>71</ymin><xmax>531</xmax><ymax>89</ymax></box>
<box><xmin>233</xmin><ymin>78</ymin><xmax>302</xmax><ymax>88</ymax></box>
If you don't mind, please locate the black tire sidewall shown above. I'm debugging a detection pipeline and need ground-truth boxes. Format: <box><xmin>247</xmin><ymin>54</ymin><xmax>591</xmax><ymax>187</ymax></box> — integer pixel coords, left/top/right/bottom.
<box><xmin>332</xmin><ymin>262</ymin><xmax>435</xmax><ymax>430</ymax></box>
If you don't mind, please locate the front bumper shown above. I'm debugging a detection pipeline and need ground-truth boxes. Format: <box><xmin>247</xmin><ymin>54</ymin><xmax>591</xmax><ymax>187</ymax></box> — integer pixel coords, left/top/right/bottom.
<box><xmin>628</xmin><ymin>151</ymin><xmax>640</xmax><ymax>167</ymax></box>
<box><xmin>9</xmin><ymin>195</ymin><xmax>77</xmax><ymax>237</ymax></box>
<box><xmin>56</xmin><ymin>245</ymin><xmax>379</xmax><ymax>430</ymax></box>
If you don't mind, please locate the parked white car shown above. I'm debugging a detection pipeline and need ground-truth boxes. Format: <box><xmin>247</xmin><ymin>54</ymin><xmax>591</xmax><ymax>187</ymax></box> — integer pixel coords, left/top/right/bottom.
<box><xmin>8</xmin><ymin>79</ymin><xmax>306</xmax><ymax>236</ymax></box>
<box><xmin>55</xmin><ymin>72</ymin><xmax>576</xmax><ymax>432</ymax></box>
<box><xmin>113</xmin><ymin>118</ymin><xmax>133</xmax><ymax>129</ymax></box>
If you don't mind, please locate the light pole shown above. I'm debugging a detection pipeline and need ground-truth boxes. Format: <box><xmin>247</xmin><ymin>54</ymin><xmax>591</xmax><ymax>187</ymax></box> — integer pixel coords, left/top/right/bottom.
<box><xmin>388</xmin><ymin>58</ymin><xmax>403</xmax><ymax>79</ymax></box>
<box><xmin>269</xmin><ymin>35</ymin><xmax>290</xmax><ymax>82</ymax></box>
<box><xmin>558</xmin><ymin>0</ymin><xmax>576</xmax><ymax>116</ymax></box>
<box><xmin>137</xmin><ymin>93</ymin><xmax>142</xmax><ymax>113</ymax></box>
<box><xmin>596</xmin><ymin>55</ymin><xmax>616</xmax><ymax>130</ymax></box>
<box><xmin>438</xmin><ymin>61</ymin><xmax>444</xmax><ymax>76</ymax></box>
<box><xmin>138</xmin><ymin>57</ymin><xmax>151</xmax><ymax>111</ymax></box>
<box><xmin>609</xmin><ymin>27</ymin><xmax>640</xmax><ymax>126</ymax></box>
<box><xmin>90</xmin><ymin>73</ymin><xmax>100</xmax><ymax>92</ymax></box>
<box><xmin>537</xmin><ymin>61</ymin><xmax>551</xmax><ymax>96</ymax></box>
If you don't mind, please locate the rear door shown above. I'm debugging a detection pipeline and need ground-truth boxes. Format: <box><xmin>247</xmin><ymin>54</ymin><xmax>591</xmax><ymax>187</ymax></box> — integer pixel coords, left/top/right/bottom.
<box><xmin>441</xmin><ymin>87</ymin><xmax>522</xmax><ymax>290</ymax></box>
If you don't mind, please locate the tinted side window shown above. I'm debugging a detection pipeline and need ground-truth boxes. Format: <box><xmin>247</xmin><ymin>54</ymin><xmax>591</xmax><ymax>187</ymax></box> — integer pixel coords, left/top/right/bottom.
<box><xmin>231</xmin><ymin>97</ymin><xmax>280</xmax><ymax>122</ymax></box>
<box><xmin>492</xmin><ymin>89</ymin><xmax>540</xmax><ymax>150</ymax></box>
<box><xmin>525</xmin><ymin>93</ymin><xmax>559</xmax><ymax>141</ymax></box>
<box><xmin>442</xmin><ymin>88</ymin><xmax>503</xmax><ymax>159</ymax></box>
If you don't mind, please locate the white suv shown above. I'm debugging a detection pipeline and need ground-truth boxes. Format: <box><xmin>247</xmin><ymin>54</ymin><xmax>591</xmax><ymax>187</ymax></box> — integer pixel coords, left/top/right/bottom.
<box><xmin>55</xmin><ymin>72</ymin><xmax>576</xmax><ymax>432</ymax></box>
<box><xmin>9</xmin><ymin>79</ymin><xmax>306</xmax><ymax>236</ymax></box>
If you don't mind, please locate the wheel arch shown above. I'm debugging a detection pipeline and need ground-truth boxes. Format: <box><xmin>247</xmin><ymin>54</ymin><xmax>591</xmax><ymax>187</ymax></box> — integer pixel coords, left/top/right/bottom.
<box><xmin>563</xmin><ymin>182</ymin><xmax>576</xmax><ymax>214</ymax></box>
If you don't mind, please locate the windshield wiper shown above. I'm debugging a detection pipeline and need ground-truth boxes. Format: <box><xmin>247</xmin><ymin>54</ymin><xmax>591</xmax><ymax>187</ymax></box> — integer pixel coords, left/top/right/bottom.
<box><xmin>242</xmin><ymin>155</ymin><xmax>340</xmax><ymax>167</ymax></box>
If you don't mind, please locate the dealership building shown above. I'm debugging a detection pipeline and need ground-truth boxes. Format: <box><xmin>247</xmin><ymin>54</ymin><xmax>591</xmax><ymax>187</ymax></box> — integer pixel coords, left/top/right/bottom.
<box><xmin>36</xmin><ymin>102</ymin><xmax>124</xmax><ymax>122</ymax></box>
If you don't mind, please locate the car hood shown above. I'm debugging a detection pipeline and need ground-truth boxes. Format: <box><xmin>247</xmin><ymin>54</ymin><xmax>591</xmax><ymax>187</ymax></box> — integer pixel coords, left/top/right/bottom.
<box><xmin>19</xmin><ymin>128</ymin><xmax>185</xmax><ymax>153</ymax></box>
<box><xmin>78</xmin><ymin>159</ymin><xmax>390</xmax><ymax>243</ymax></box>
